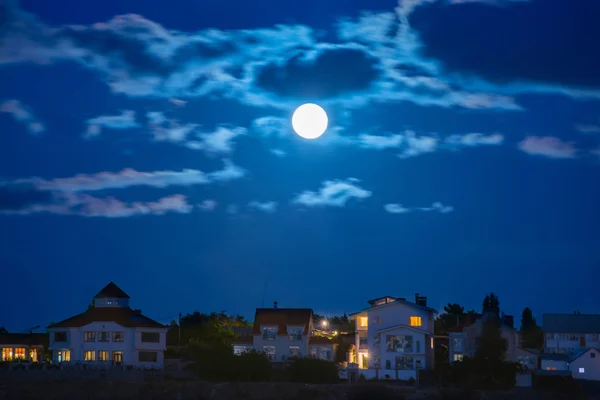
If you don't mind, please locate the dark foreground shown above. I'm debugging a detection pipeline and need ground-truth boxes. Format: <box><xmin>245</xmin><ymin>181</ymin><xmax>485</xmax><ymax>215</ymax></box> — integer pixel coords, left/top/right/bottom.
<box><xmin>1</xmin><ymin>380</ymin><xmax>599</xmax><ymax>400</ymax></box>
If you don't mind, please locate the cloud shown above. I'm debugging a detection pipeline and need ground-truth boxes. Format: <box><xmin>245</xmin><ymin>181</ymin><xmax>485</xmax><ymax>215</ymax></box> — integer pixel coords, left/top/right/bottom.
<box><xmin>358</xmin><ymin>134</ymin><xmax>405</xmax><ymax>150</ymax></box>
<box><xmin>0</xmin><ymin>1</ymin><xmax>524</xmax><ymax>111</ymax></box>
<box><xmin>293</xmin><ymin>179</ymin><xmax>372</xmax><ymax>207</ymax></box>
<box><xmin>518</xmin><ymin>136</ymin><xmax>577</xmax><ymax>159</ymax></box>
<box><xmin>271</xmin><ymin>149</ymin><xmax>286</xmax><ymax>157</ymax></box>
<box><xmin>198</xmin><ymin>200</ymin><xmax>217</xmax><ymax>211</ymax></box>
<box><xmin>2</xmin><ymin>192</ymin><xmax>193</xmax><ymax>218</ymax></box>
<box><xmin>0</xmin><ymin>99</ymin><xmax>45</xmax><ymax>134</ymax></box>
<box><xmin>186</xmin><ymin>126</ymin><xmax>246</xmax><ymax>154</ymax></box>
<box><xmin>419</xmin><ymin>202</ymin><xmax>454</xmax><ymax>214</ymax></box>
<box><xmin>399</xmin><ymin>132</ymin><xmax>439</xmax><ymax>158</ymax></box>
<box><xmin>575</xmin><ymin>125</ymin><xmax>600</xmax><ymax>134</ymax></box>
<box><xmin>84</xmin><ymin>110</ymin><xmax>140</xmax><ymax>138</ymax></box>
<box><xmin>248</xmin><ymin>201</ymin><xmax>277</xmax><ymax>213</ymax></box>
<box><xmin>385</xmin><ymin>201</ymin><xmax>454</xmax><ymax>214</ymax></box>
<box><xmin>384</xmin><ymin>203</ymin><xmax>411</xmax><ymax>214</ymax></box>
<box><xmin>252</xmin><ymin>116</ymin><xmax>289</xmax><ymax>138</ymax></box>
<box><xmin>408</xmin><ymin>0</ymin><xmax>600</xmax><ymax>89</ymax></box>
<box><xmin>254</xmin><ymin>47</ymin><xmax>380</xmax><ymax>99</ymax></box>
<box><xmin>444</xmin><ymin>133</ymin><xmax>504</xmax><ymax>147</ymax></box>
<box><xmin>146</xmin><ymin>111</ymin><xmax>198</xmax><ymax>142</ymax></box>
<box><xmin>11</xmin><ymin>160</ymin><xmax>245</xmax><ymax>192</ymax></box>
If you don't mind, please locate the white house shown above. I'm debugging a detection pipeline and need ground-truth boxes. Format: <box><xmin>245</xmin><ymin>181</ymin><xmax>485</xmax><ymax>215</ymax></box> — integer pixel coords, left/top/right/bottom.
<box><xmin>570</xmin><ymin>348</ymin><xmax>600</xmax><ymax>381</ymax></box>
<box><xmin>543</xmin><ymin>313</ymin><xmax>600</xmax><ymax>356</ymax></box>
<box><xmin>231</xmin><ymin>303</ymin><xmax>336</xmax><ymax>362</ymax></box>
<box><xmin>47</xmin><ymin>282</ymin><xmax>168</xmax><ymax>369</ymax></box>
<box><xmin>447</xmin><ymin>312</ymin><xmax>520</xmax><ymax>364</ymax></box>
<box><xmin>349</xmin><ymin>294</ymin><xmax>437</xmax><ymax>380</ymax></box>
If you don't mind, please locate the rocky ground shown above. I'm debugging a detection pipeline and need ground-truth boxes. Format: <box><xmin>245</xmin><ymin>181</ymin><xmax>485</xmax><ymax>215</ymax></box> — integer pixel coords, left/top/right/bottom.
<box><xmin>0</xmin><ymin>381</ymin><xmax>595</xmax><ymax>400</ymax></box>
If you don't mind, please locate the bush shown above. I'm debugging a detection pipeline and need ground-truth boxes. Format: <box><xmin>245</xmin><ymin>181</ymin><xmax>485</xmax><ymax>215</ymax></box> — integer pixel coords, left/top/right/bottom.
<box><xmin>347</xmin><ymin>384</ymin><xmax>402</xmax><ymax>400</ymax></box>
<box><xmin>287</xmin><ymin>358</ymin><xmax>339</xmax><ymax>383</ymax></box>
<box><xmin>231</xmin><ymin>350</ymin><xmax>272</xmax><ymax>381</ymax></box>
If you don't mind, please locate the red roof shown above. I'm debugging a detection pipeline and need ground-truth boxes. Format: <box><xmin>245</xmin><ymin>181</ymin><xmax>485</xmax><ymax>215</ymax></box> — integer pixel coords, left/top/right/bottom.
<box><xmin>47</xmin><ymin>307</ymin><xmax>165</xmax><ymax>329</ymax></box>
<box><xmin>94</xmin><ymin>282</ymin><xmax>131</xmax><ymax>299</ymax></box>
<box><xmin>309</xmin><ymin>336</ymin><xmax>334</xmax><ymax>345</ymax></box>
<box><xmin>252</xmin><ymin>308</ymin><xmax>312</xmax><ymax>335</ymax></box>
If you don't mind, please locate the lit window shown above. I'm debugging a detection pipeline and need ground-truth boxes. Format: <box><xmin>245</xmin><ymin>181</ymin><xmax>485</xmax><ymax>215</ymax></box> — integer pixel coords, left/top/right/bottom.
<box><xmin>2</xmin><ymin>348</ymin><xmax>13</xmax><ymax>361</ymax></box>
<box><xmin>453</xmin><ymin>353</ymin><xmax>463</xmax><ymax>362</ymax></box>
<box><xmin>84</xmin><ymin>350</ymin><xmax>96</xmax><ymax>361</ymax></box>
<box><xmin>579</xmin><ymin>368</ymin><xmax>585</xmax><ymax>373</ymax></box>
<box><xmin>430</xmin><ymin>337</ymin><xmax>434</xmax><ymax>349</ymax></box>
<box><xmin>29</xmin><ymin>349</ymin><xmax>38</xmax><ymax>363</ymax></box>
<box><xmin>359</xmin><ymin>317</ymin><xmax>368</xmax><ymax>328</ymax></box>
<box><xmin>14</xmin><ymin>348</ymin><xmax>26</xmax><ymax>359</ymax></box>
<box><xmin>112</xmin><ymin>351</ymin><xmax>123</xmax><ymax>363</ymax></box>
<box><xmin>409</xmin><ymin>316</ymin><xmax>422</xmax><ymax>327</ymax></box>
<box><xmin>57</xmin><ymin>350</ymin><xmax>70</xmax><ymax>362</ymax></box>
<box><xmin>98</xmin><ymin>351</ymin><xmax>109</xmax><ymax>361</ymax></box>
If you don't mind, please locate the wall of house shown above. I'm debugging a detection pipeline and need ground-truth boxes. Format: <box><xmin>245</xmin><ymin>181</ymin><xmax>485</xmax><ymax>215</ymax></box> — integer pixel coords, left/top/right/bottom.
<box><xmin>308</xmin><ymin>344</ymin><xmax>335</xmax><ymax>361</ymax></box>
<box><xmin>252</xmin><ymin>325</ymin><xmax>309</xmax><ymax>361</ymax></box>
<box><xmin>545</xmin><ymin>334</ymin><xmax>600</xmax><ymax>354</ymax></box>
<box><xmin>448</xmin><ymin>332</ymin><xmax>464</xmax><ymax>363</ymax></box>
<box><xmin>571</xmin><ymin>349</ymin><xmax>600</xmax><ymax>381</ymax></box>
<box><xmin>541</xmin><ymin>359</ymin><xmax>569</xmax><ymax>371</ymax></box>
<box><xmin>49</xmin><ymin>323</ymin><xmax>167</xmax><ymax>368</ymax></box>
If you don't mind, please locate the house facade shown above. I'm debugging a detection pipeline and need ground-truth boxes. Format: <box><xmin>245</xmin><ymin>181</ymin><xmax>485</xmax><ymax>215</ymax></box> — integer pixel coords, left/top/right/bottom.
<box><xmin>349</xmin><ymin>294</ymin><xmax>437</xmax><ymax>380</ymax></box>
<box><xmin>0</xmin><ymin>333</ymin><xmax>47</xmax><ymax>362</ymax></box>
<box><xmin>448</xmin><ymin>312</ymin><xmax>520</xmax><ymax>364</ymax></box>
<box><xmin>47</xmin><ymin>282</ymin><xmax>168</xmax><ymax>369</ymax></box>
<box><xmin>231</xmin><ymin>304</ymin><xmax>336</xmax><ymax>362</ymax></box>
<box><xmin>543</xmin><ymin>313</ymin><xmax>600</xmax><ymax>355</ymax></box>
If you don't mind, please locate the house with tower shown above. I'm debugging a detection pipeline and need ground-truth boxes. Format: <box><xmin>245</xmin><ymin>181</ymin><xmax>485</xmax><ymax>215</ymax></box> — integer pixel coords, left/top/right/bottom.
<box><xmin>47</xmin><ymin>282</ymin><xmax>168</xmax><ymax>369</ymax></box>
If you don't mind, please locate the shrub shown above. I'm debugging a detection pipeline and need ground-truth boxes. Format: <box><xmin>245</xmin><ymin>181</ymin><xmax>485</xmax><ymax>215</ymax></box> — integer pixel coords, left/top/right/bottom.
<box><xmin>231</xmin><ymin>350</ymin><xmax>272</xmax><ymax>381</ymax></box>
<box><xmin>287</xmin><ymin>358</ymin><xmax>339</xmax><ymax>383</ymax></box>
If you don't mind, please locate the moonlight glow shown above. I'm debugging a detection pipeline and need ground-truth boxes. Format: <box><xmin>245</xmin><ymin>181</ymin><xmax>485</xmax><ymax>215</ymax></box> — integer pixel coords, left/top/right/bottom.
<box><xmin>292</xmin><ymin>103</ymin><xmax>328</xmax><ymax>139</ymax></box>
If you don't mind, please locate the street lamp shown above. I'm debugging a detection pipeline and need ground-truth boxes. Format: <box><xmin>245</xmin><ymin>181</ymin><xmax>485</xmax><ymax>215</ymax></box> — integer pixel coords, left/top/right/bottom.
<box><xmin>322</xmin><ymin>320</ymin><xmax>328</xmax><ymax>328</ymax></box>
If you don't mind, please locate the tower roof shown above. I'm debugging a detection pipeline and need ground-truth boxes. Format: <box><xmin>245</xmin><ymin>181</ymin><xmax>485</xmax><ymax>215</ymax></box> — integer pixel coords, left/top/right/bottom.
<box><xmin>93</xmin><ymin>282</ymin><xmax>130</xmax><ymax>299</ymax></box>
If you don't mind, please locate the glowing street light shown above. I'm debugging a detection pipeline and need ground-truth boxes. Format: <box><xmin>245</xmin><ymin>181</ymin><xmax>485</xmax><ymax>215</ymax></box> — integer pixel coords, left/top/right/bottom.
<box><xmin>321</xmin><ymin>320</ymin><xmax>328</xmax><ymax>328</ymax></box>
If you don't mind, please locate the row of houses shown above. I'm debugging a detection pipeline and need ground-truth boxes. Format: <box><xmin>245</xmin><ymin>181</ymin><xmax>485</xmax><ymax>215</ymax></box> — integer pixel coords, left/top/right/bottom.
<box><xmin>2</xmin><ymin>282</ymin><xmax>600</xmax><ymax>383</ymax></box>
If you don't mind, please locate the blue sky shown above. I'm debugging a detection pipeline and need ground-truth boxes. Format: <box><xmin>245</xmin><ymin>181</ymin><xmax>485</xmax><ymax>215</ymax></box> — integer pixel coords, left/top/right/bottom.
<box><xmin>1</xmin><ymin>0</ymin><xmax>599</xmax><ymax>330</ymax></box>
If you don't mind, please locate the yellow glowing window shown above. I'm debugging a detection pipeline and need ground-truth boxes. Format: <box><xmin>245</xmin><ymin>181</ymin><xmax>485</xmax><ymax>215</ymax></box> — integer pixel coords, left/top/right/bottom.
<box><xmin>359</xmin><ymin>317</ymin><xmax>368</xmax><ymax>327</ymax></box>
<box><xmin>29</xmin><ymin>349</ymin><xmax>38</xmax><ymax>363</ymax></box>
<box><xmin>2</xmin><ymin>348</ymin><xmax>13</xmax><ymax>361</ymax></box>
<box><xmin>14</xmin><ymin>348</ymin><xmax>26</xmax><ymax>359</ymax></box>
<box><xmin>410</xmin><ymin>316</ymin><xmax>422</xmax><ymax>327</ymax></box>
<box><xmin>98</xmin><ymin>351</ymin><xmax>109</xmax><ymax>361</ymax></box>
<box><xmin>84</xmin><ymin>350</ymin><xmax>96</xmax><ymax>361</ymax></box>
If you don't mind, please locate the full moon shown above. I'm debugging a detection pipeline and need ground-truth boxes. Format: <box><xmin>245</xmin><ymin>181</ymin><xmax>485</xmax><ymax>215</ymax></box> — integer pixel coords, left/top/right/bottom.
<box><xmin>291</xmin><ymin>103</ymin><xmax>328</xmax><ymax>140</ymax></box>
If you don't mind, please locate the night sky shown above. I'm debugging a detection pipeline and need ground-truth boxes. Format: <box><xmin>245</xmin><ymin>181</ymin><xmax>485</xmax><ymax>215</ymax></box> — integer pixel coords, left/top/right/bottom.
<box><xmin>1</xmin><ymin>0</ymin><xmax>599</xmax><ymax>331</ymax></box>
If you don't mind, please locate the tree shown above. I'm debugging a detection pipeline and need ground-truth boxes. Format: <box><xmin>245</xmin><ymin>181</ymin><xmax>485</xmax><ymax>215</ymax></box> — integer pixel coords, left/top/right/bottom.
<box><xmin>520</xmin><ymin>307</ymin><xmax>544</xmax><ymax>350</ymax></box>
<box><xmin>0</xmin><ymin>326</ymin><xmax>7</xmax><ymax>334</ymax></box>
<box><xmin>482</xmin><ymin>293</ymin><xmax>500</xmax><ymax>315</ymax></box>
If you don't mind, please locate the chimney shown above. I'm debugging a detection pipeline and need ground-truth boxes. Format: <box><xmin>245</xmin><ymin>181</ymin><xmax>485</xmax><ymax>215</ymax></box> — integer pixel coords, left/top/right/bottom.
<box><xmin>274</xmin><ymin>301</ymin><xmax>278</xmax><ymax>309</ymax></box>
<box><xmin>415</xmin><ymin>294</ymin><xmax>427</xmax><ymax>307</ymax></box>
<box><xmin>503</xmin><ymin>315</ymin><xmax>514</xmax><ymax>329</ymax></box>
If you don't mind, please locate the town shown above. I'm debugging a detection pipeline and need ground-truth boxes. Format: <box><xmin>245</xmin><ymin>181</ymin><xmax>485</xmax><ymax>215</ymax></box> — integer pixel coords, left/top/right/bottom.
<box><xmin>1</xmin><ymin>281</ymin><xmax>599</xmax><ymax>395</ymax></box>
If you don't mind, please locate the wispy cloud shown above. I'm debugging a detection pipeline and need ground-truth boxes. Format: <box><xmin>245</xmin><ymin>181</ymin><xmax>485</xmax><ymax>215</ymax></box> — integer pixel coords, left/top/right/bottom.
<box><xmin>418</xmin><ymin>202</ymin><xmax>454</xmax><ymax>214</ymax></box>
<box><xmin>293</xmin><ymin>179</ymin><xmax>371</xmax><ymax>207</ymax></box>
<box><xmin>248</xmin><ymin>201</ymin><xmax>277</xmax><ymax>213</ymax></box>
<box><xmin>575</xmin><ymin>124</ymin><xmax>600</xmax><ymax>134</ymax></box>
<box><xmin>198</xmin><ymin>199</ymin><xmax>217</xmax><ymax>211</ymax></box>
<box><xmin>384</xmin><ymin>203</ymin><xmax>411</xmax><ymax>214</ymax></box>
<box><xmin>0</xmin><ymin>1</ymin><xmax>523</xmax><ymax>112</ymax></box>
<box><xmin>186</xmin><ymin>126</ymin><xmax>246</xmax><ymax>154</ymax></box>
<box><xmin>384</xmin><ymin>202</ymin><xmax>454</xmax><ymax>214</ymax></box>
<box><xmin>271</xmin><ymin>149</ymin><xmax>286</xmax><ymax>158</ymax></box>
<box><xmin>12</xmin><ymin>160</ymin><xmax>246</xmax><ymax>192</ymax></box>
<box><xmin>444</xmin><ymin>133</ymin><xmax>504</xmax><ymax>147</ymax></box>
<box><xmin>84</xmin><ymin>110</ymin><xmax>140</xmax><ymax>139</ymax></box>
<box><xmin>0</xmin><ymin>185</ymin><xmax>193</xmax><ymax>218</ymax></box>
<box><xmin>147</xmin><ymin>111</ymin><xmax>198</xmax><ymax>143</ymax></box>
<box><xmin>518</xmin><ymin>136</ymin><xmax>577</xmax><ymax>159</ymax></box>
<box><xmin>0</xmin><ymin>99</ymin><xmax>45</xmax><ymax>134</ymax></box>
